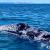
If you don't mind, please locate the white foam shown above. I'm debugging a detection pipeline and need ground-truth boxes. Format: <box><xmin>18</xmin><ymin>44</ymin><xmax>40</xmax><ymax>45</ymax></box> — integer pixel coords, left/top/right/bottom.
<box><xmin>41</xmin><ymin>43</ymin><xmax>47</xmax><ymax>48</ymax></box>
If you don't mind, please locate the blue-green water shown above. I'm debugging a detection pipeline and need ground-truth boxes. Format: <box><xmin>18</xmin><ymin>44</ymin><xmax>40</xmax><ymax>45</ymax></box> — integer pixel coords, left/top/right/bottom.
<box><xmin>0</xmin><ymin>4</ymin><xmax>50</xmax><ymax>50</ymax></box>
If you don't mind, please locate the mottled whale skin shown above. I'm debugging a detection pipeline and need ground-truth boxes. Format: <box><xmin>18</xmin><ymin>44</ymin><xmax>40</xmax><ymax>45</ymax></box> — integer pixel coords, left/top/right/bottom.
<box><xmin>0</xmin><ymin>23</ymin><xmax>50</xmax><ymax>43</ymax></box>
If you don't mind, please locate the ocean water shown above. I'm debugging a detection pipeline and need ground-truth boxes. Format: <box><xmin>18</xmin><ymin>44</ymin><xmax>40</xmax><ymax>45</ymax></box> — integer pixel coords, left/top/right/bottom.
<box><xmin>0</xmin><ymin>4</ymin><xmax>50</xmax><ymax>50</ymax></box>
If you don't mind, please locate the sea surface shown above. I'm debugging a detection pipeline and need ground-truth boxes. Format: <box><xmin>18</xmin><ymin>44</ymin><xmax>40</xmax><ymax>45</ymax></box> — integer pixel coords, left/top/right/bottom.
<box><xmin>0</xmin><ymin>4</ymin><xmax>50</xmax><ymax>50</ymax></box>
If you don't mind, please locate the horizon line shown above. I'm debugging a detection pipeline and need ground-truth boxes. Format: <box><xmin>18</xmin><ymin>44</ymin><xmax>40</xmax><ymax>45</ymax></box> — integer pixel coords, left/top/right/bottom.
<box><xmin>0</xmin><ymin>2</ymin><xmax>50</xmax><ymax>4</ymax></box>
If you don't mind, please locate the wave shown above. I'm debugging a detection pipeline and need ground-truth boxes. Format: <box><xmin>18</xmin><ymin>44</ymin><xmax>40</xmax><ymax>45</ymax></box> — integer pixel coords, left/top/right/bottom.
<box><xmin>0</xmin><ymin>17</ymin><xmax>18</xmax><ymax>20</ymax></box>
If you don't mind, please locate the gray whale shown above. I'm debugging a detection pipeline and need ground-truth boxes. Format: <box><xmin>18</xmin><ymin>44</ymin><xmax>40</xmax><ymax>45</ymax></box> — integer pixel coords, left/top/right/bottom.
<box><xmin>0</xmin><ymin>23</ymin><xmax>50</xmax><ymax>43</ymax></box>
